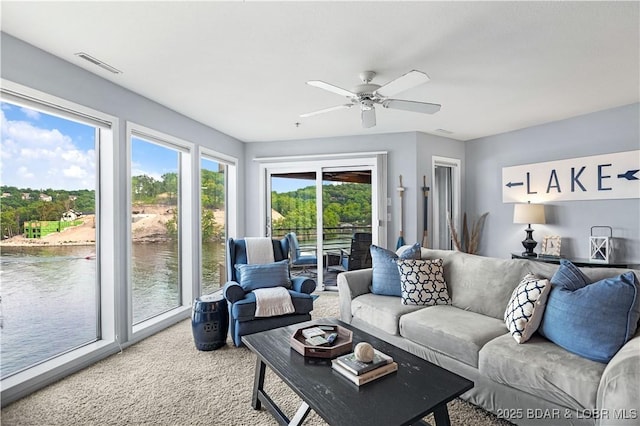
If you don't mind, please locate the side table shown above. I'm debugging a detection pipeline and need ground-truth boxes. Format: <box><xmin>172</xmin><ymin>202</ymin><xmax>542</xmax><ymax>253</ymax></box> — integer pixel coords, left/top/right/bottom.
<box><xmin>510</xmin><ymin>253</ymin><xmax>634</xmax><ymax>269</ymax></box>
<box><xmin>191</xmin><ymin>291</ymin><xmax>229</xmax><ymax>350</ymax></box>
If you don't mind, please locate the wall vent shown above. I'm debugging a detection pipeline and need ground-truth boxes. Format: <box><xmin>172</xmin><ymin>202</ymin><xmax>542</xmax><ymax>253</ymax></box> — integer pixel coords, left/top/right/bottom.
<box><xmin>75</xmin><ymin>52</ymin><xmax>122</xmax><ymax>74</ymax></box>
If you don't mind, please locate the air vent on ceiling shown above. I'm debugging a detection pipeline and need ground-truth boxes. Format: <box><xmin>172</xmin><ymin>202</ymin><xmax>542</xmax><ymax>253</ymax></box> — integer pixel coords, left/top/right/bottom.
<box><xmin>435</xmin><ymin>128</ymin><xmax>454</xmax><ymax>135</ymax></box>
<box><xmin>75</xmin><ymin>52</ymin><xmax>122</xmax><ymax>74</ymax></box>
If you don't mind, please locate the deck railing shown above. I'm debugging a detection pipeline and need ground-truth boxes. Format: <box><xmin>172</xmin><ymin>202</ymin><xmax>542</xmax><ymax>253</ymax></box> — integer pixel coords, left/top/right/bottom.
<box><xmin>272</xmin><ymin>225</ymin><xmax>372</xmax><ymax>251</ymax></box>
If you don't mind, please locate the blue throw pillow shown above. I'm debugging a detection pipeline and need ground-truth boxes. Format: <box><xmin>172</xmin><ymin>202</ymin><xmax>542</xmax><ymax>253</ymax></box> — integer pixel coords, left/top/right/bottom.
<box><xmin>539</xmin><ymin>271</ymin><xmax>640</xmax><ymax>363</ymax></box>
<box><xmin>551</xmin><ymin>259</ymin><xmax>590</xmax><ymax>290</ymax></box>
<box><xmin>370</xmin><ymin>243</ymin><xmax>421</xmax><ymax>296</ymax></box>
<box><xmin>234</xmin><ymin>260</ymin><xmax>291</xmax><ymax>292</ymax></box>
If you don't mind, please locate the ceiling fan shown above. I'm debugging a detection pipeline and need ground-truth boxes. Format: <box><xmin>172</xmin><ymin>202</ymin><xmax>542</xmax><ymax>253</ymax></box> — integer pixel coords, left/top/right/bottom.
<box><xmin>300</xmin><ymin>70</ymin><xmax>441</xmax><ymax>128</ymax></box>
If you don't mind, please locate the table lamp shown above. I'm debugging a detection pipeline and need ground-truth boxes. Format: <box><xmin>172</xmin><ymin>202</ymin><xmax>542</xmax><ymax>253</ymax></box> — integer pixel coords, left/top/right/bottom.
<box><xmin>513</xmin><ymin>202</ymin><xmax>546</xmax><ymax>257</ymax></box>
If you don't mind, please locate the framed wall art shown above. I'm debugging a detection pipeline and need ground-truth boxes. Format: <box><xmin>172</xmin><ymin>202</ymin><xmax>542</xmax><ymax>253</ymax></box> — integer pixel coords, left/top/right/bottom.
<box><xmin>541</xmin><ymin>235</ymin><xmax>561</xmax><ymax>257</ymax></box>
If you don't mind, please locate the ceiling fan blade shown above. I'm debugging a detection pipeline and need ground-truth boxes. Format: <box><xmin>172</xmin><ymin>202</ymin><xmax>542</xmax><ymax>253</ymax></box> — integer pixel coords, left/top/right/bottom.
<box><xmin>307</xmin><ymin>80</ymin><xmax>356</xmax><ymax>98</ymax></box>
<box><xmin>300</xmin><ymin>104</ymin><xmax>353</xmax><ymax>118</ymax></box>
<box><xmin>382</xmin><ymin>99</ymin><xmax>441</xmax><ymax>114</ymax></box>
<box><xmin>374</xmin><ymin>70</ymin><xmax>430</xmax><ymax>98</ymax></box>
<box><xmin>361</xmin><ymin>106</ymin><xmax>376</xmax><ymax>128</ymax></box>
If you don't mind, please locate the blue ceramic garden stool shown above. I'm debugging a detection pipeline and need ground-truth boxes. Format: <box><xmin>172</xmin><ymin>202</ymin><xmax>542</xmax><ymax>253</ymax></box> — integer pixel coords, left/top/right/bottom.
<box><xmin>191</xmin><ymin>292</ymin><xmax>229</xmax><ymax>351</ymax></box>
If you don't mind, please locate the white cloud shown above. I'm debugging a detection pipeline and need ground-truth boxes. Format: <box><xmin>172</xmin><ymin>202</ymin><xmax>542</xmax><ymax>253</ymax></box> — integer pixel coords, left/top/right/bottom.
<box><xmin>17</xmin><ymin>166</ymin><xmax>35</xmax><ymax>180</ymax></box>
<box><xmin>0</xmin><ymin>110</ymin><xmax>95</xmax><ymax>190</ymax></box>
<box><xmin>63</xmin><ymin>165</ymin><xmax>88</xmax><ymax>179</ymax></box>
<box><xmin>20</xmin><ymin>108</ymin><xmax>41</xmax><ymax>120</ymax></box>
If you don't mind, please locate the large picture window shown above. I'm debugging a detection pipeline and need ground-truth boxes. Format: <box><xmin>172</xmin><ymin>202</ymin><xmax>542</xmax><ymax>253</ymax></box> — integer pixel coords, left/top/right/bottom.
<box><xmin>0</xmin><ymin>81</ymin><xmax>237</xmax><ymax>407</ymax></box>
<box><xmin>200</xmin><ymin>156</ymin><xmax>227</xmax><ymax>294</ymax></box>
<box><xmin>129</xmin><ymin>129</ymin><xmax>189</xmax><ymax>325</ymax></box>
<box><xmin>0</xmin><ymin>100</ymin><xmax>100</xmax><ymax>378</ymax></box>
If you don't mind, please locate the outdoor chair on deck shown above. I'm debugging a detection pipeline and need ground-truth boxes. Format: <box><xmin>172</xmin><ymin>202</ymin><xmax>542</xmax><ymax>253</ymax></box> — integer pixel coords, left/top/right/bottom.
<box><xmin>330</xmin><ymin>232</ymin><xmax>373</xmax><ymax>272</ymax></box>
<box><xmin>285</xmin><ymin>232</ymin><xmax>318</xmax><ymax>277</ymax></box>
<box><xmin>223</xmin><ymin>237</ymin><xmax>316</xmax><ymax>347</ymax></box>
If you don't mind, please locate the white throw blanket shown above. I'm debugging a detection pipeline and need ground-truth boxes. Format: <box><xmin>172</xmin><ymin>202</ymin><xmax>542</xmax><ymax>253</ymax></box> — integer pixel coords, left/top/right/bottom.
<box><xmin>253</xmin><ymin>287</ymin><xmax>295</xmax><ymax>318</ymax></box>
<box><xmin>245</xmin><ymin>237</ymin><xmax>275</xmax><ymax>265</ymax></box>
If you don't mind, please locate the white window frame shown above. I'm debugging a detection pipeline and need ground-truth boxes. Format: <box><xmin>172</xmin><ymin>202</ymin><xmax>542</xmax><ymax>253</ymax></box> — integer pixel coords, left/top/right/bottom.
<box><xmin>198</xmin><ymin>147</ymin><xmax>238</xmax><ymax>288</ymax></box>
<box><xmin>256</xmin><ymin>152</ymin><xmax>387</xmax><ymax>289</ymax></box>
<box><xmin>0</xmin><ymin>79</ymin><xmax>119</xmax><ymax>404</ymax></box>
<box><xmin>126</xmin><ymin>123</ymin><xmax>194</xmax><ymax>339</ymax></box>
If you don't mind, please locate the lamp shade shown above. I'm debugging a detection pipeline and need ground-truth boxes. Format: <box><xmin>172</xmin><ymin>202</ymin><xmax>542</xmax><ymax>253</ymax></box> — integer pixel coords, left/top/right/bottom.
<box><xmin>513</xmin><ymin>203</ymin><xmax>546</xmax><ymax>225</ymax></box>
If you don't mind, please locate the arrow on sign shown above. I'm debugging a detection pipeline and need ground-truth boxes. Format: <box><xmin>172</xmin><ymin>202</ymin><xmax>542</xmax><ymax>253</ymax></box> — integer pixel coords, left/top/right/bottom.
<box><xmin>505</xmin><ymin>181</ymin><xmax>524</xmax><ymax>188</ymax></box>
<box><xmin>617</xmin><ymin>169</ymin><xmax>639</xmax><ymax>181</ymax></box>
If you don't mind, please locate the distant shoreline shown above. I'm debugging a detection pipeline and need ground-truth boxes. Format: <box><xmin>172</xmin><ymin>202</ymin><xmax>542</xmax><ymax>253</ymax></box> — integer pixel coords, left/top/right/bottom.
<box><xmin>0</xmin><ymin>237</ymin><xmax>172</xmax><ymax>248</ymax></box>
<box><xmin>0</xmin><ymin>240</ymin><xmax>96</xmax><ymax>247</ymax></box>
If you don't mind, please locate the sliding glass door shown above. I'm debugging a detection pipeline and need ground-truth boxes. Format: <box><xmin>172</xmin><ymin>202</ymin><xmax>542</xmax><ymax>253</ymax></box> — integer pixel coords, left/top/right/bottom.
<box><xmin>262</xmin><ymin>155</ymin><xmax>384</xmax><ymax>290</ymax></box>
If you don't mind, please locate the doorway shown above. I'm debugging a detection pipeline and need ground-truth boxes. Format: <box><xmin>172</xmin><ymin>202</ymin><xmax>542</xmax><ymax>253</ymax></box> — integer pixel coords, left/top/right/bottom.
<box><xmin>260</xmin><ymin>154</ymin><xmax>385</xmax><ymax>289</ymax></box>
<box><xmin>432</xmin><ymin>156</ymin><xmax>461</xmax><ymax>250</ymax></box>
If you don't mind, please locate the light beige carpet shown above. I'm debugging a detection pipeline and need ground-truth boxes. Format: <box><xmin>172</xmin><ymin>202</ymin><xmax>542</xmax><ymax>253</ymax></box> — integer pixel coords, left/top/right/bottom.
<box><xmin>2</xmin><ymin>291</ymin><xmax>511</xmax><ymax>425</ymax></box>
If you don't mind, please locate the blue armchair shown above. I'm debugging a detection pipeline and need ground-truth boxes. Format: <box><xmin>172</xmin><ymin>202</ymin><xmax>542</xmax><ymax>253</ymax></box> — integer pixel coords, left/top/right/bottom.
<box><xmin>223</xmin><ymin>237</ymin><xmax>316</xmax><ymax>347</ymax></box>
<box><xmin>286</xmin><ymin>232</ymin><xmax>318</xmax><ymax>276</ymax></box>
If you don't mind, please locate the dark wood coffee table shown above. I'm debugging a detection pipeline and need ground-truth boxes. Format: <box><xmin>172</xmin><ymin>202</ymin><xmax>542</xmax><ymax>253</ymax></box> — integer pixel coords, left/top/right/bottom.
<box><xmin>243</xmin><ymin>318</ymin><xmax>473</xmax><ymax>426</ymax></box>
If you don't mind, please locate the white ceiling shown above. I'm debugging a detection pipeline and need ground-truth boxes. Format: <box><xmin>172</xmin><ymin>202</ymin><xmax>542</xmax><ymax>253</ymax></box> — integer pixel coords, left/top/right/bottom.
<box><xmin>2</xmin><ymin>1</ymin><xmax>638</xmax><ymax>142</ymax></box>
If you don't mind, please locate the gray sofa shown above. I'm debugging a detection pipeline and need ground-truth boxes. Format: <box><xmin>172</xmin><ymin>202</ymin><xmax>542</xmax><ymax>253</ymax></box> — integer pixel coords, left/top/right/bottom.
<box><xmin>337</xmin><ymin>248</ymin><xmax>640</xmax><ymax>426</ymax></box>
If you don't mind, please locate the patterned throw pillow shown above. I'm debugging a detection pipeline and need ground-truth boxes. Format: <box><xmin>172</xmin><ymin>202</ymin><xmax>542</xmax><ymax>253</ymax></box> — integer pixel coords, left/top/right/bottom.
<box><xmin>396</xmin><ymin>259</ymin><xmax>451</xmax><ymax>306</ymax></box>
<box><xmin>504</xmin><ymin>274</ymin><xmax>551</xmax><ymax>344</ymax></box>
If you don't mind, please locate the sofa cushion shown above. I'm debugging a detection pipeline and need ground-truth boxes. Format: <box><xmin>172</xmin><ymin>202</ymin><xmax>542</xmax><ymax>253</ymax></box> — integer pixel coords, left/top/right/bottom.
<box><xmin>351</xmin><ymin>293</ymin><xmax>423</xmax><ymax>335</ymax></box>
<box><xmin>396</xmin><ymin>258</ymin><xmax>451</xmax><ymax>306</ymax></box>
<box><xmin>235</xmin><ymin>259</ymin><xmax>291</xmax><ymax>291</ymax></box>
<box><xmin>504</xmin><ymin>274</ymin><xmax>551</xmax><ymax>343</ymax></box>
<box><xmin>539</xmin><ymin>270</ymin><xmax>640</xmax><ymax>363</ymax></box>
<box><xmin>232</xmin><ymin>290</ymin><xmax>313</xmax><ymax>322</ymax></box>
<box><xmin>370</xmin><ymin>243</ymin><xmax>420</xmax><ymax>296</ymax></box>
<box><xmin>479</xmin><ymin>333</ymin><xmax>606</xmax><ymax>411</ymax></box>
<box><xmin>418</xmin><ymin>249</ymin><xmax>529</xmax><ymax>319</ymax></box>
<box><xmin>399</xmin><ymin>305</ymin><xmax>508</xmax><ymax>367</ymax></box>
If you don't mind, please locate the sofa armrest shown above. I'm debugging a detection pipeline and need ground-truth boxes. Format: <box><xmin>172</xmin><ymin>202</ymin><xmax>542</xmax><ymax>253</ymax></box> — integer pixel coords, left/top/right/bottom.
<box><xmin>596</xmin><ymin>332</ymin><xmax>640</xmax><ymax>425</ymax></box>
<box><xmin>291</xmin><ymin>276</ymin><xmax>316</xmax><ymax>294</ymax></box>
<box><xmin>223</xmin><ymin>281</ymin><xmax>245</xmax><ymax>303</ymax></box>
<box><xmin>337</xmin><ymin>268</ymin><xmax>373</xmax><ymax>323</ymax></box>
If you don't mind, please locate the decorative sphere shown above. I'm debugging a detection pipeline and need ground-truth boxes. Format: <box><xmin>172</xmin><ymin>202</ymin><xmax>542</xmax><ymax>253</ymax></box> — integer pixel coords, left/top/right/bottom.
<box><xmin>354</xmin><ymin>342</ymin><xmax>375</xmax><ymax>363</ymax></box>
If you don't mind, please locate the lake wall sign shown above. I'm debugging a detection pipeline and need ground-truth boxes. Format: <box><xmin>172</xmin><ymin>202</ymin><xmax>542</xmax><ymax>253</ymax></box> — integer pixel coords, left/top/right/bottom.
<box><xmin>502</xmin><ymin>150</ymin><xmax>640</xmax><ymax>203</ymax></box>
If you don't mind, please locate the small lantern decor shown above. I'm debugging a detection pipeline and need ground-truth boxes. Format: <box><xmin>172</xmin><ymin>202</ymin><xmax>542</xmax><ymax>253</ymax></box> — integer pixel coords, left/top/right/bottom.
<box><xmin>589</xmin><ymin>226</ymin><xmax>614</xmax><ymax>263</ymax></box>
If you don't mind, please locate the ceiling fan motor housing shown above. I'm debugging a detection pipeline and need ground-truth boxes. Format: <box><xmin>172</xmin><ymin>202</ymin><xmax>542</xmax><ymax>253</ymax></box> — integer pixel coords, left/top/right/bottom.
<box><xmin>351</xmin><ymin>83</ymin><xmax>382</xmax><ymax>100</ymax></box>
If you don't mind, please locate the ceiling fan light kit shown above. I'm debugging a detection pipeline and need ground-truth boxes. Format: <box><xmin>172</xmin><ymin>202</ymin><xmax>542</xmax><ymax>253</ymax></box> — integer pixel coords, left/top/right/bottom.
<box><xmin>301</xmin><ymin>70</ymin><xmax>441</xmax><ymax>128</ymax></box>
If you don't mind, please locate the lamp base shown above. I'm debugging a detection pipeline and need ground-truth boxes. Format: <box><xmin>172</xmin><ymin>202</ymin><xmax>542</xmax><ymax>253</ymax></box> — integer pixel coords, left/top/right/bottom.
<box><xmin>521</xmin><ymin>227</ymin><xmax>538</xmax><ymax>257</ymax></box>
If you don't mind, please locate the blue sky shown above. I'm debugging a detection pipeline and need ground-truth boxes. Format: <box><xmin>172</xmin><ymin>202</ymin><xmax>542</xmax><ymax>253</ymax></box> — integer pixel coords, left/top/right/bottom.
<box><xmin>271</xmin><ymin>177</ymin><xmax>316</xmax><ymax>193</ymax></box>
<box><xmin>1</xmin><ymin>102</ymin><xmax>96</xmax><ymax>190</ymax></box>
<box><xmin>1</xmin><ymin>101</ymin><xmax>196</xmax><ymax>191</ymax></box>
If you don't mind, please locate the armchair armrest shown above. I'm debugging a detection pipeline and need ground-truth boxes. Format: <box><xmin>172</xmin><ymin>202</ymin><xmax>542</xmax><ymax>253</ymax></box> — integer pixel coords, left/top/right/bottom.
<box><xmin>596</xmin><ymin>332</ymin><xmax>640</xmax><ymax>425</ymax></box>
<box><xmin>291</xmin><ymin>276</ymin><xmax>316</xmax><ymax>294</ymax></box>
<box><xmin>337</xmin><ymin>268</ymin><xmax>373</xmax><ymax>323</ymax></box>
<box><xmin>223</xmin><ymin>281</ymin><xmax>246</xmax><ymax>303</ymax></box>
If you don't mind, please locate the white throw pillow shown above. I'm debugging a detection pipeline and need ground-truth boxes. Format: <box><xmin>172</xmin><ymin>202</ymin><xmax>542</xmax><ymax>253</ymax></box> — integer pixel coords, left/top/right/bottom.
<box><xmin>396</xmin><ymin>259</ymin><xmax>451</xmax><ymax>306</ymax></box>
<box><xmin>504</xmin><ymin>274</ymin><xmax>551</xmax><ymax>343</ymax></box>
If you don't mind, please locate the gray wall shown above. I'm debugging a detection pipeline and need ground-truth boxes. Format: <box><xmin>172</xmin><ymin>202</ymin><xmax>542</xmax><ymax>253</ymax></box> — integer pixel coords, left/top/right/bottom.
<box><xmin>1</xmin><ymin>31</ymin><xmax>246</xmax><ymax>235</ymax></box>
<box><xmin>244</xmin><ymin>132</ymin><xmax>417</xmax><ymax>247</ymax></box>
<box><xmin>0</xmin><ymin>33</ymin><xmax>244</xmax><ymax>162</ymax></box>
<box><xmin>465</xmin><ymin>103</ymin><xmax>640</xmax><ymax>263</ymax></box>
<box><xmin>243</xmin><ymin>132</ymin><xmax>466</xmax><ymax>250</ymax></box>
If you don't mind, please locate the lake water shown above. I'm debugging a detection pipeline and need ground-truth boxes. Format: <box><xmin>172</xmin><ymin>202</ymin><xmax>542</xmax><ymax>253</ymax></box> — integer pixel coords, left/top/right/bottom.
<box><xmin>0</xmin><ymin>242</ymin><xmax>225</xmax><ymax>379</ymax></box>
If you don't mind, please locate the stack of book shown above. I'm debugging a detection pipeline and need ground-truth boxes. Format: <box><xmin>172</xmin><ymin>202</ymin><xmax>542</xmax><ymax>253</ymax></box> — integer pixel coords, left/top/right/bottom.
<box><xmin>331</xmin><ymin>348</ymin><xmax>398</xmax><ymax>386</ymax></box>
